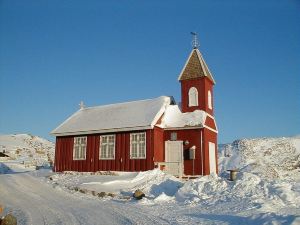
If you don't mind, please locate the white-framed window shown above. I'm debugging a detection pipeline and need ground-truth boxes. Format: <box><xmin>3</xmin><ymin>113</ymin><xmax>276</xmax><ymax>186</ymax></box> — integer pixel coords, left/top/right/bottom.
<box><xmin>208</xmin><ymin>90</ymin><xmax>212</xmax><ymax>109</ymax></box>
<box><xmin>99</xmin><ymin>135</ymin><xmax>115</xmax><ymax>160</ymax></box>
<box><xmin>130</xmin><ymin>132</ymin><xmax>146</xmax><ymax>159</ymax></box>
<box><xmin>73</xmin><ymin>136</ymin><xmax>87</xmax><ymax>160</ymax></box>
<box><xmin>188</xmin><ymin>87</ymin><xmax>198</xmax><ymax>107</ymax></box>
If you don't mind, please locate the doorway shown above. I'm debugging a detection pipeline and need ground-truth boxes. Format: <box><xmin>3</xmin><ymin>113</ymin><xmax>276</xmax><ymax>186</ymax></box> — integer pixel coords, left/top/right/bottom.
<box><xmin>209</xmin><ymin>142</ymin><xmax>216</xmax><ymax>174</ymax></box>
<box><xmin>165</xmin><ymin>141</ymin><xmax>183</xmax><ymax>177</ymax></box>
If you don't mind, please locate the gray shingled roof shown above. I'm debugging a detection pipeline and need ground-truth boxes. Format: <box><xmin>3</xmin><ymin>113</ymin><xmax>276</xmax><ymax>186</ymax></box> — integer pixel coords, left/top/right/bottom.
<box><xmin>178</xmin><ymin>48</ymin><xmax>215</xmax><ymax>84</ymax></box>
<box><xmin>51</xmin><ymin>96</ymin><xmax>174</xmax><ymax>136</ymax></box>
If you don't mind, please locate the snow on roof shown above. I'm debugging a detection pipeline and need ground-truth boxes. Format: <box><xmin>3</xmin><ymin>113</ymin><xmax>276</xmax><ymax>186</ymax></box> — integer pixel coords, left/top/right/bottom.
<box><xmin>51</xmin><ymin>96</ymin><xmax>173</xmax><ymax>136</ymax></box>
<box><xmin>159</xmin><ymin>105</ymin><xmax>206</xmax><ymax>128</ymax></box>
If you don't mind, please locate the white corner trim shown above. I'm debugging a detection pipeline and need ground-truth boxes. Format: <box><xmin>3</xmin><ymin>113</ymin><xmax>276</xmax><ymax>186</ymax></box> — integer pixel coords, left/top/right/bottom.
<box><xmin>206</xmin><ymin>113</ymin><xmax>215</xmax><ymax>119</ymax></box>
<box><xmin>203</xmin><ymin>125</ymin><xmax>218</xmax><ymax>133</ymax></box>
<box><xmin>204</xmin><ymin>112</ymin><xmax>218</xmax><ymax>132</ymax></box>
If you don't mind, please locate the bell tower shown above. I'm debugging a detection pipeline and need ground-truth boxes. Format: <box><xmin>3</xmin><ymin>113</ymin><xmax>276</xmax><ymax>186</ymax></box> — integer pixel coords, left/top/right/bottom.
<box><xmin>178</xmin><ymin>34</ymin><xmax>215</xmax><ymax>115</ymax></box>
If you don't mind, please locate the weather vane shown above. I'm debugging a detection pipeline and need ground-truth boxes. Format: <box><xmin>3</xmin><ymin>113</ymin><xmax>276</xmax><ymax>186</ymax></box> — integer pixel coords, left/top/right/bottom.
<box><xmin>191</xmin><ymin>32</ymin><xmax>199</xmax><ymax>49</ymax></box>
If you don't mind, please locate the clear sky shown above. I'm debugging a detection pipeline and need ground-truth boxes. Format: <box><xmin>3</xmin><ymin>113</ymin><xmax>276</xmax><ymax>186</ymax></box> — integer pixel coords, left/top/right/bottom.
<box><xmin>0</xmin><ymin>0</ymin><xmax>299</xmax><ymax>144</ymax></box>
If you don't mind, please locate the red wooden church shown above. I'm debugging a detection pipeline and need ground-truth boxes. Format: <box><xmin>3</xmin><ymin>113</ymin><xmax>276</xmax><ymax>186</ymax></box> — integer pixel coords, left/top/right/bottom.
<box><xmin>51</xmin><ymin>41</ymin><xmax>218</xmax><ymax>176</ymax></box>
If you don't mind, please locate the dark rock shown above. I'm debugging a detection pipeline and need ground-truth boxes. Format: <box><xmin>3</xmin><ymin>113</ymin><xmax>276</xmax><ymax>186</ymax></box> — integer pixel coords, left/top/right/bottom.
<box><xmin>107</xmin><ymin>193</ymin><xmax>116</xmax><ymax>198</ymax></box>
<box><xmin>79</xmin><ymin>189</ymin><xmax>87</xmax><ymax>194</ymax></box>
<box><xmin>133</xmin><ymin>189</ymin><xmax>145</xmax><ymax>200</ymax></box>
<box><xmin>1</xmin><ymin>214</ymin><xmax>17</xmax><ymax>225</ymax></box>
<box><xmin>97</xmin><ymin>192</ymin><xmax>106</xmax><ymax>198</ymax></box>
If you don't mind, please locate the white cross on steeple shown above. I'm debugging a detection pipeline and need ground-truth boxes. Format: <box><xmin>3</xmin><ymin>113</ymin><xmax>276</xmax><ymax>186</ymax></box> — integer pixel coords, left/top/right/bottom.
<box><xmin>79</xmin><ymin>101</ymin><xmax>85</xmax><ymax>109</ymax></box>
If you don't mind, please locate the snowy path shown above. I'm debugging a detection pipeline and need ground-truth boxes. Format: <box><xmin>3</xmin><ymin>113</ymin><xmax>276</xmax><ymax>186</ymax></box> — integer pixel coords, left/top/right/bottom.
<box><xmin>0</xmin><ymin>165</ymin><xmax>168</xmax><ymax>225</ymax></box>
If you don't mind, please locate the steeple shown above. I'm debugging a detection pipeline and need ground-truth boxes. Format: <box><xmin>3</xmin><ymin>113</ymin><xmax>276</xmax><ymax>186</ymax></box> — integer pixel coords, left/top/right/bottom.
<box><xmin>178</xmin><ymin>35</ymin><xmax>216</xmax><ymax>114</ymax></box>
<box><xmin>178</xmin><ymin>48</ymin><xmax>215</xmax><ymax>84</ymax></box>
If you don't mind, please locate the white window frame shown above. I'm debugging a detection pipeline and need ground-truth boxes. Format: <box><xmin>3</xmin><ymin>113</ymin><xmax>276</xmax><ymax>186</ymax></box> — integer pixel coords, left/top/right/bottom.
<box><xmin>73</xmin><ymin>136</ymin><xmax>87</xmax><ymax>160</ymax></box>
<box><xmin>99</xmin><ymin>134</ymin><xmax>115</xmax><ymax>160</ymax></box>
<box><xmin>130</xmin><ymin>132</ymin><xmax>146</xmax><ymax>159</ymax></box>
<box><xmin>188</xmin><ymin>87</ymin><xmax>198</xmax><ymax>107</ymax></box>
<box><xmin>208</xmin><ymin>90</ymin><xmax>212</xmax><ymax>109</ymax></box>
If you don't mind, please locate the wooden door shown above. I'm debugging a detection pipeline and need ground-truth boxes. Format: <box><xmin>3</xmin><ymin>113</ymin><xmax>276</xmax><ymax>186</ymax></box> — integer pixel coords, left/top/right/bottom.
<box><xmin>165</xmin><ymin>141</ymin><xmax>183</xmax><ymax>177</ymax></box>
<box><xmin>209</xmin><ymin>142</ymin><xmax>216</xmax><ymax>174</ymax></box>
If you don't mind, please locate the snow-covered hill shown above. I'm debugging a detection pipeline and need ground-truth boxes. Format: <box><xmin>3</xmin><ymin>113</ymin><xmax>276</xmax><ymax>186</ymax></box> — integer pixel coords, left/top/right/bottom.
<box><xmin>218</xmin><ymin>136</ymin><xmax>300</xmax><ymax>181</ymax></box>
<box><xmin>0</xmin><ymin>134</ymin><xmax>54</xmax><ymax>167</ymax></box>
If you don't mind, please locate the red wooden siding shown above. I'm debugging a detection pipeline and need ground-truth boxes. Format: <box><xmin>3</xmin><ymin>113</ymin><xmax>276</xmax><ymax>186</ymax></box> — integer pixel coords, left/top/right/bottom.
<box><xmin>153</xmin><ymin>127</ymin><xmax>164</xmax><ymax>162</ymax></box>
<box><xmin>203</xmin><ymin>128</ymin><xmax>218</xmax><ymax>175</ymax></box>
<box><xmin>205</xmin><ymin>116</ymin><xmax>217</xmax><ymax>130</ymax></box>
<box><xmin>164</xmin><ymin>128</ymin><xmax>203</xmax><ymax>176</ymax></box>
<box><xmin>54</xmin><ymin>130</ymin><xmax>154</xmax><ymax>172</ymax></box>
<box><xmin>180</xmin><ymin>77</ymin><xmax>214</xmax><ymax>115</ymax></box>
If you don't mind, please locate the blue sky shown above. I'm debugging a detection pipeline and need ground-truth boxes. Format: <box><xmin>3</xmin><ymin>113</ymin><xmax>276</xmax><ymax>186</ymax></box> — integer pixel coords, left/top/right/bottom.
<box><xmin>0</xmin><ymin>0</ymin><xmax>299</xmax><ymax>143</ymax></box>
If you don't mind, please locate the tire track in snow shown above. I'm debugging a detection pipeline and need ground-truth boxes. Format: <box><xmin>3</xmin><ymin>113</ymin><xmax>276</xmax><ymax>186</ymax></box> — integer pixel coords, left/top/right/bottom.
<box><xmin>0</xmin><ymin>172</ymin><xmax>131</xmax><ymax>224</ymax></box>
<box><xmin>1</xmin><ymin>170</ymin><xmax>175</xmax><ymax>225</ymax></box>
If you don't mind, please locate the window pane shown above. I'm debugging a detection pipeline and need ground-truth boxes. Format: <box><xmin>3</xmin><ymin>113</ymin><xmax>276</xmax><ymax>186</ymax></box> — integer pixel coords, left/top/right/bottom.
<box><xmin>78</xmin><ymin>146</ymin><xmax>82</xmax><ymax>159</ymax></box>
<box><xmin>75</xmin><ymin>146</ymin><xmax>79</xmax><ymax>158</ymax></box>
<box><xmin>131</xmin><ymin>133</ymin><xmax>146</xmax><ymax>158</ymax></box>
<box><xmin>83</xmin><ymin>146</ymin><xmax>86</xmax><ymax>159</ymax></box>
<box><xmin>100</xmin><ymin>135</ymin><xmax>115</xmax><ymax>159</ymax></box>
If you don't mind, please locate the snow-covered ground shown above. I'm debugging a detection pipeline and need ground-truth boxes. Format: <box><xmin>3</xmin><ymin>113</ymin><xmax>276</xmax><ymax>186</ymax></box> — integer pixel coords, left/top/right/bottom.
<box><xmin>1</xmin><ymin>134</ymin><xmax>300</xmax><ymax>224</ymax></box>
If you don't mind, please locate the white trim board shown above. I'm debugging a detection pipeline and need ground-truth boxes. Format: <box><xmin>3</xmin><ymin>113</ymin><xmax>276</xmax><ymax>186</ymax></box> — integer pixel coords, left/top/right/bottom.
<box><xmin>51</xmin><ymin>126</ymin><xmax>152</xmax><ymax>137</ymax></box>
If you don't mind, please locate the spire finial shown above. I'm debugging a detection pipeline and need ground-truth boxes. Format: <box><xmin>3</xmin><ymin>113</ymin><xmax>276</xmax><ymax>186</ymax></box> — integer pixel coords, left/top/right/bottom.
<box><xmin>191</xmin><ymin>32</ymin><xmax>199</xmax><ymax>49</ymax></box>
<box><xmin>79</xmin><ymin>101</ymin><xmax>85</xmax><ymax>109</ymax></box>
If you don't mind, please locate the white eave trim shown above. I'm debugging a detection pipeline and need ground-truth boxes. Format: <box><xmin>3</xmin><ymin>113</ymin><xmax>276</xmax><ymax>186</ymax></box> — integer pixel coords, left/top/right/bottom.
<box><xmin>204</xmin><ymin>113</ymin><xmax>218</xmax><ymax>132</ymax></box>
<box><xmin>157</xmin><ymin>125</ymin><xmax>203</xmax><ymax>130</ymax></box>
<box><xmin>203</xmin><ymin>125</ymin><xmax>218</xmax><ymax>134</ymax></box>
<box><xmin>51</xmin><ymin>125</ymin><xmax>152</xmax><ymax>137</ymax></box>
<box><xmin>196</xmin><ymin>50</ymin><xmax>216</xmax><ymax>84</ymax></box>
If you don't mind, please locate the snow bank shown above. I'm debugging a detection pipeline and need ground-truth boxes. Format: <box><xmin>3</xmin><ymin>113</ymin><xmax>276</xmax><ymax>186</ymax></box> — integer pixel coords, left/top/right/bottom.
<box><xmin>176</xmin><ymin>171</ymin><xmax>300</xmax><ymax>212</ymax></box>
<box><xmin>130</xmin><ymin>169</ymin><xmax>182</xmax><ymax>198</ymax></box>
<box><xmin>160</xmin><ymin>105</ymin><xmax>206</xmax><ymax>128</ymax></box>
<box><xmin>176</xmin><ymin>172</ymin><xmax>265</xmax><ymax>205</ymax></box>
<box><xmin>49</xmin><ymin>169</ymin><xmax>183</xmax><ymax>200</ymax></box>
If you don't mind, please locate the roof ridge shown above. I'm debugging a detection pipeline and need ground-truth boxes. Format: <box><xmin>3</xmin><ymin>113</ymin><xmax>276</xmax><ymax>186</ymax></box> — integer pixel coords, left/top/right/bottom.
<box><xmin>195</xmin><ymin>49</ymin><xmax>216</xmax><ymax>84</ymax></box>
<box><xmin>83</xmin><ymin>96</ymin><xmax>171</xmax><ymax>111</ymax></box>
